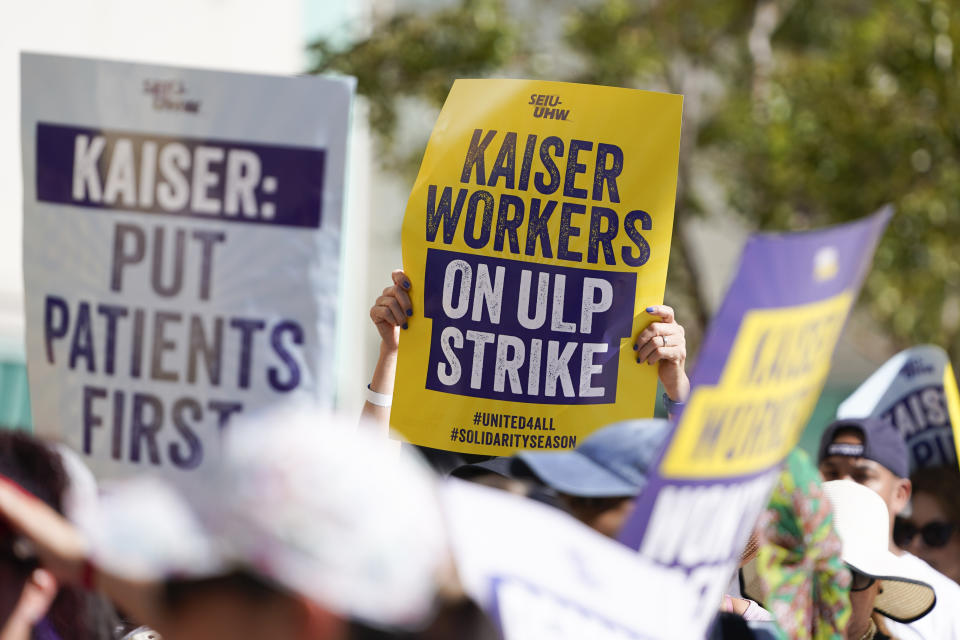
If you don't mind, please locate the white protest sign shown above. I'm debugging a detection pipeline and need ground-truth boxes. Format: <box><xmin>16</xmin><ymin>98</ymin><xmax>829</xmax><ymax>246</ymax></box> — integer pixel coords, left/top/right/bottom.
<box><xmin>495</xmin><ymin>578</ymin><xmax>645</xmax><ymax>640</ymax></box>
<box><xmin>441</xmin><ymin>480</ymin><xmax>718</xmax><ymax>640</ymax></box>
<box><xmin>837</xmin><ymin>344</ymin><xmax>960</xmax><ymax>470</ymax></box>
<box><xmin>21</xmin><ymin>53</ymin><xmax>354</xmax><ymax>479</ymax></box>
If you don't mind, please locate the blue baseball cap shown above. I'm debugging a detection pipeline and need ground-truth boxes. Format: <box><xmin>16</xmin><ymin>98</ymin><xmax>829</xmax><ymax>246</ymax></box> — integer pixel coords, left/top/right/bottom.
<box><xmin>516</xmin><ymin>419</ymin><xmax>672</xmax><ymax>498</ymax></box>
<box><xmin>818</xmin><ymin>416</ymin><xmax>910</xmax><ymax>478</ymax></box>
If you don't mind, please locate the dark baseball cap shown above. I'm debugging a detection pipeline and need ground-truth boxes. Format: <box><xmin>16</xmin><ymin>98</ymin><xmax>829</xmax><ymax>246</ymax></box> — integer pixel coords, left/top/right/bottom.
<box><xmin>517</xmin><ymin>419</ymin><xmax>672</xmax><ymax>498</ymax></box>
<box><xmin>818</xmin><ymin>417</ymin><xmax>909</xmax><ymax>478</ymax></box>
<box><xmin>450</xmin><ymin>456</ymin><xmax>526</xmax><ymax>480</ymax></box>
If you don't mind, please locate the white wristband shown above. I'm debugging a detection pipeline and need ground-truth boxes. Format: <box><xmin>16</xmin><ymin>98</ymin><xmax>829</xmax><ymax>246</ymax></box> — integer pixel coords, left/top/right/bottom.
<box><xmin>365</xmin><ymin>384</ymin><xmax>392</xmax><ymax>407</ymax></box>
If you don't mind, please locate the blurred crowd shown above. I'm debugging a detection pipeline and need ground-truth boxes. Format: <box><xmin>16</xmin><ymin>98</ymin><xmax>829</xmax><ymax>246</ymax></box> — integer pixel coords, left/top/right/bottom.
<box><xmin>0</xmin><ymin>268</ymin><xmax>958</xmax><ymax>640</ymax></box>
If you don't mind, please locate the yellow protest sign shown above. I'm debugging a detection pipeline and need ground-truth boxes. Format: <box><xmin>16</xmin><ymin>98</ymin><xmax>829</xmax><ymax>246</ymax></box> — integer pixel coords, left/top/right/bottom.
<box><xmin>391</xmin><ymin>79</ymin><xmax>682</xmax><ymax>454</ymax></box>
<box><xmin>943</xmin><ymin>363</ymin><xmax>960</xmax><ymax>472</ymax></box>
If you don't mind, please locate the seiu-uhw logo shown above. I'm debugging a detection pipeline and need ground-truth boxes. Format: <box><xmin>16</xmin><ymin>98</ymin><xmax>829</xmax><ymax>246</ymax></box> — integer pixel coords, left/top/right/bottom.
<box><xmin>143</xmin><ymin>79</ymin><xmax>201</xmax><ymax>114</ymax></box>
<box><xmin>899</xmin><ymin>358</ymin><xmax>935</xmax><ymax>379</ymax></box>
<box><xmin>528</xmin><ymin>93</ymin><xmax>570</xmax><ymax>120</ymax></box>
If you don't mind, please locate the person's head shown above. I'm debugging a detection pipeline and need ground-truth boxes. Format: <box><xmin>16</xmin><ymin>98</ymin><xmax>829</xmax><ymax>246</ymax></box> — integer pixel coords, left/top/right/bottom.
<box><xmin>822</xmin><ymin>480</ymin><xmax>935</xmax><ymax>640</ymax></box>
<box><xmin>347</xmin><ymin>598</ymin><xmax>498</xmax><ymax>640</ymax></box>
<box><xmin>161</xmin><ymin>571</ymin><xmax>341</xmax><ymax>640</ymax></box>
<box><xmin>449</xmin><ymin>458</ymin><xmax>566</xmax><ymax>513</ymax></box>
<box><xmin>89</xmin><ymin>408</ymin><xmax>451</xmax><ymax>640</ymax></box>
<box><xmin>449</xmin><ymin>458</ymin><xmax>533</xmax><ymax>496</ymax></box>
<box><xmin>818</xmin><ymin>418</ymin><xmax>911</xmax><ymax>537</ymax></box>
<box><xmin>0</xmin><ymin>431</ymin><xmax>66</xmax><ymax>620</ymax></box>
<box><xmin>516</xmin><ymin>420</ymin><xmax>672</xmax><ymax>538</ymax></box>
<box><xmin>844</xmin><ymin>571</ymin><xmax>882</xmax><ymax>640</ymax></box>
<box><xmin>0</xmin><ymin>430</ymin><xmax>118</xmax><ymax>640</ymax></box>
<box><xmin>895</xmin><ymin>465</ymin><xmax>960</xmax><ymax>583</ymax></box>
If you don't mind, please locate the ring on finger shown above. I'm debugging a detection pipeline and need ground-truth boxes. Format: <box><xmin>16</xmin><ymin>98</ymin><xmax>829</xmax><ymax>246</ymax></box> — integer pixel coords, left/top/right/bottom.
<box><xmin>659</xmin><ymin>335</ymin><xmax>667</xmax><ymax>347</ymax></box>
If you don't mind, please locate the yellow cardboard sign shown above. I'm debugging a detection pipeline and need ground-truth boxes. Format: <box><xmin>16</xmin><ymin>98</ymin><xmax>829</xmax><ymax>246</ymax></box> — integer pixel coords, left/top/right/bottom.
<box><xmin>945</xmin><ymin>363</ymin><xmax>960</xmax><ymax>472</ymax></box>
<box><xmin>661</xmin><ymin>292</ymin><xmax>853</xmax><ymax>477</ymax></box>
<box><xmin>391</xmin><ymin>79</ymin><xmax>682</xmax><ymax>454</ymax></box>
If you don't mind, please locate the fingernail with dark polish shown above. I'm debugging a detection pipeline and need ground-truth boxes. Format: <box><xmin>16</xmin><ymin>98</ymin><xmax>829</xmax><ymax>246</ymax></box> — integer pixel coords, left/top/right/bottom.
<box><xmin>646</xmin><ymin>306</ymin><xmax>655</xmax><ymax>313</ymax></box>
<box><xmin>403</xmin><ymin>280</ymin><xmax>411</xmax><ymax>289</ymax></box>
<box><xmin>402</xmin><ymin>323</ymin><xmax>408</xmax><ymax>330</ymax></box>
<box><xmin>406</xmin><ymin>309</ymin><xmax>413</xmax><ymax>316</ymax></box>
<box><xmin>636</xmin><ymin>358</ymin><xmax>641</xmax><ymax>364</ymax></box>
<box><xmin>633</xmin><ymin>344</ymin><xmax>638</xmax><ymax>351</ymax></box>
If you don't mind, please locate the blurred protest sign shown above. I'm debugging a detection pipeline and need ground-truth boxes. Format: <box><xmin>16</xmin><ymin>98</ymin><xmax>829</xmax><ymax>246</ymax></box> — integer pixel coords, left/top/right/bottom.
<box><xmin>443</xmin><ymin>479</ymin><xmax>704</xmax><ymax>639</ymax></box>
<box><xmin>392</xmin><ymin>79</ymin><xmax>682</xmax><ymax>454</ymax></box>
<box><xmin>837</xmin><ymin>345</ymin><xmax>960</xmax><ymax>471</ymax></box>
<box><xmin>618</xmin><ymin>207</ymin><xmax>892</xmax><ymax>636</ymax></box>
<box><xmin>21</xmin><ymin>53</ymin><xmax>353</xmax><ymax>478</ymax></box>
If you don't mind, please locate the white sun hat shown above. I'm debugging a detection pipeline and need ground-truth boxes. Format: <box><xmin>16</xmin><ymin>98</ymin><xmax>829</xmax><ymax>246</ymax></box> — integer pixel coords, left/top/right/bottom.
<box><xmin>822</xmin><ymin>480</ymin><xmax>936</xmax><ymax>623</ymax></box>
<box><xmin>85</xmin><ymin>406</ymin><xmax>450</xmax><ymax>630</ymax></box>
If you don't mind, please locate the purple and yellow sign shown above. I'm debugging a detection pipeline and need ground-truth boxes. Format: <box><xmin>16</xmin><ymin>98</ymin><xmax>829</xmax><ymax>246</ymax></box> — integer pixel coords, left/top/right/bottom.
<box><xmin>618</xmin><ymin>208</ymin><xmax>892</xmax><ymax>636</ymax></box>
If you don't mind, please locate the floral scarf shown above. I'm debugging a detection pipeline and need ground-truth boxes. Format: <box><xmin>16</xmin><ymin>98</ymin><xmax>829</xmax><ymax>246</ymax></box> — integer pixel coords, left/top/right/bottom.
<box><xmin>752</xmin><ymin>449</ymin><xmax>852</xmax><ymax>639</ymax></box>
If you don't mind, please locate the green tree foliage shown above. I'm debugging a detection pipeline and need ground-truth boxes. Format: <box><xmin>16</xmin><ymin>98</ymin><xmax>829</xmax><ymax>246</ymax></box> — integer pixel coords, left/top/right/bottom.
<box><xmin>309</xmin><ymin>0</ymin><xmax>960</xmax><ymax>360</ymax></box>
<box><xmin>309</xmin><ymin>0</ymin><xmax>516</xmax><ymax>143</ymax></box>
<box><xmin>706</xmin><ymin>0</ymin><xmax>960</xmax><ymax>356</ymax></box>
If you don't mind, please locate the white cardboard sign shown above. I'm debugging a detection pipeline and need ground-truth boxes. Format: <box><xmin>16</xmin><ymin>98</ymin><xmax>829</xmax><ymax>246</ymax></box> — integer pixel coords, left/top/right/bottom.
<box><xmin>22</xmin><ymin>53</ymin><xmax>354</xmax><ymax>478</ymax></box>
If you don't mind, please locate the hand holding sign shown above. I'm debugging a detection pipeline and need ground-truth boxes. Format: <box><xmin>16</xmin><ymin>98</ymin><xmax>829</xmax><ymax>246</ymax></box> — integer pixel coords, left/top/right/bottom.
<box><xmin>370</xmin><ymin>269</ymin><xmax>414</xmax><ymax>353</ymax></box>
<box><xmin>363</xmin><ymin>269</ymin><xmax>417</xmax><ymax>429</ymax></box>
<box><xmin>635</xmin><ymin>305</ymin><xmax>690</xmax><ymax>403</ymax></box>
